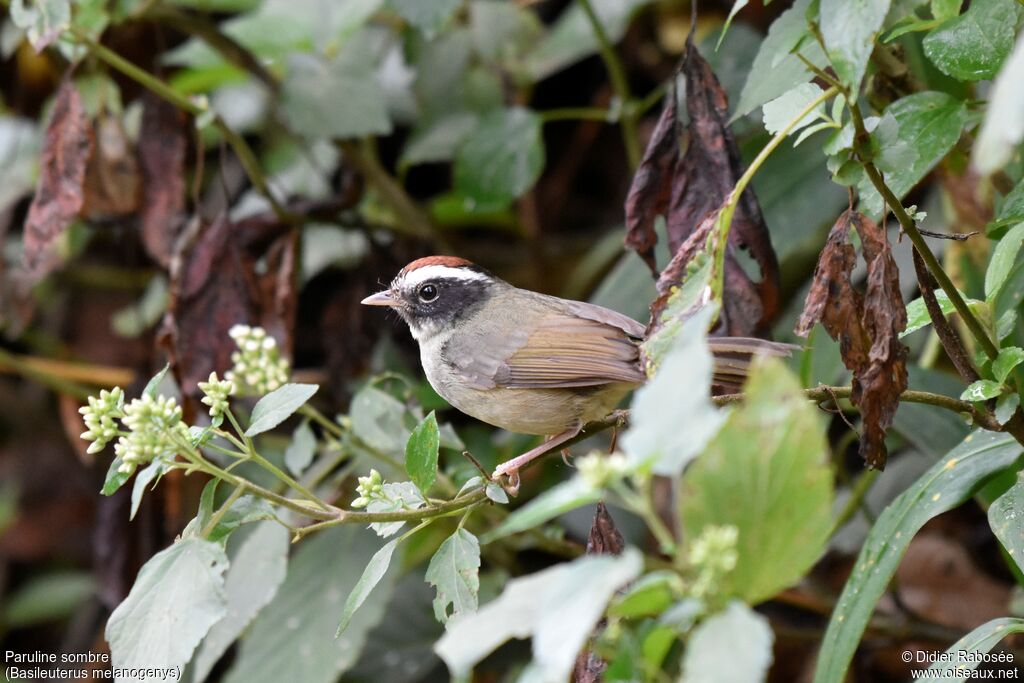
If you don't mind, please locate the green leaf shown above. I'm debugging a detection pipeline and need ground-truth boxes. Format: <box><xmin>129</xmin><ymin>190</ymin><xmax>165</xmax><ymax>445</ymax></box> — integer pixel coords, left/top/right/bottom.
<box><xmin>928</xmin><ymin>618</ymin><xmax>1024</xmax><ymax>680</ymax></box>
<box><xmin>931</xmin><ymin>0</ymin><xmax>962</xmax><ymax>22</ymax></box>
<box><xmin>3</xmin><ymin>570</ymin><xmax>95</xmax><ymax>628</ymax></box>
<box><xmin>10</xmin><ymin>0</ymin><xmax>70</xmax><ymax>51</ymax></box>
<box><xmin>350</xmin><ymin>385</ymin><xmax>411</xmax><ymax>454</ymax></box>
<box><xmin>143</xmin><ymin>363</ymin><xmax>170</xmax><ymax>398</ymax></box>
<box><xmin>974</xmin><ymin>34</ymin><xmax>1024</xmax><ymax>175</ymax></box>
<box><xmin>985</xmin><ymin>222</ymin><xmax>1024</xmax><ymax>301</ymax></box>
<box><xmin>988</xmin><ymin>474</ymin><xmax>1024</xmax><ymax>574</ymax></box>
<box><xmin>426</xmin><ymin>528</ymin><xmax>481</xmax><ymax>624</ymax></box>
<box><xmin>902</xmin><ymin>288</ymin><xmax>984</xmax><ymax>337</ymax></box>
<box><xmin>106</xmin><ymin>538</ymin><xmax>228</xmax><ymax>677</ymax></box>
<box><xmin>996</xmin><ymin>392</ymin><xmax>1020</xmax><ymax>425</ymax></box>
<box><xmin>734</xmin><ymin>0</ymin><xmax>827</xmax><ymax>120</ymax></box>
<box><xmin>406</xmin><ymin>412</ymin><xmax>439</xmax><ymax>494</ymax></box>
<box><xmin>522</xmin><ymin>0</ymin><xmax>651</xmax><ymax>81</ymax></box>
<box><xmin>435</xmin><ymin>549</ymin><xmax>642</xmax><ymax>681</ymax></box>
<box><xmin>923</xmin><ymin>0</ymin><xmax>1022</xmax><ymax>81</ymax></box>
<box><xmin>820</xmin><ymin>0</ymin><xmax>892</xmax><ymax>89</ymax></box>
<box><xmin>481</xmin><ymin>477</ymin><xmax>602</xmax><ymax>543</ymax></box>
<box><xmin>680</xmin><ymin>602</ymin><xmax>774</xmax><ymax>683</ymax></box>
<box><xmin>680</xmin><ymin>357</ymin><xmax>833</xmax><ymax>603</ymax></box>
<box><xmin>193</xmin><ymin>523</ymin><xmax>289</xmax><ymax>683</ymax></box>
<box><xmin>388</xmin><ymin>0</ymin><xmax>461</xmax><ymax>37</ymax></box>
<box><xmin>813</xmin><ymin>430</ymin><xmax>1023</xmax><ymax>683</ymax></box>
<box><xmin>282</xmin><ymin>48</ymin><xmax>391</xmax><ymax>140</ymax></box>
<box><xmin>857</xmin><ymin>92</ymin><xmax>968</xmax><ymax>215</ymax></box>
<box><xmin>761</xmin><ymin>82</ymin><xmax>826</xmax><ymax>136</ymax></box>
<box><xmin>453</xmin><ymin>107</ymin><xmax>544</xmax><ymax>206</ymax></box>
<box><xmin>625</xmin><ymin>309</ymin><xmax>725</xmax><ymax>476</ymax></box>
<box><xmin>961</xmin><ymin>379</ymin><xmax>1004</xmax><ymax>402</ymax></box>
<box><xmin>718</xmin><ymin>1</ymin><xmax>750</xmax><ymax>48</ymax></box>
<box><xmin>245</xmin><ymin>383</ymin><xmax>319</xmax><ymax>437</ymax></box>
<box><xmin>284</xmin><ymin>420</ymin><xmax>317</xmax><ymax>477</ymax></box>
<box><xmin>607</xmin><ymin>571</ymin><xmax>681</xmax><ymax>619</ymax></box>
<box><xmin>207</xmin><ymin>496</ymin><xmax>277</xmax><ymax>545</ymax></box>
<box><xmin>101</xmin><ymin>457</ymin><xmax>131</xmax><ymax>496</ymax></box>
<box><xmin>484</xmin><ymin>480</ymin><xmax>508</xmax><ymax>504</ymax></box>
<box><xmin>994</xmin><ymin>347</ymin><xmax>1024</xmax><ymax>384</ymax></box>
<box><xmin>402</xmin><ymin>112</ymin><xmax>479</xmax><ymax>167</ymax></box>
<box><xmin>130</xmin><ymin>458</ymin><xmax>170</xmax><ymax>520</ymax></box>
<box><xmin>223</xmin><ymin>527</ymin><xmax>396</xmax><ymax>683</ymax></box>
<box><xmin>337</xmin><ymin>538</ymin><xmax>399</xmax><ymax>636</ymax></box>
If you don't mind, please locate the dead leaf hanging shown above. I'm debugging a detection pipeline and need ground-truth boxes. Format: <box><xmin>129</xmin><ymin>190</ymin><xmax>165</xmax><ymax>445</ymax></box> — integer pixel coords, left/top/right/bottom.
<box><xmin>138</xmin><ymin>94</ymin><xmax>188</xmax><ymax>268</ymax></box>
<box><xmin>22</xmin><ymin>79</ymin><xmax>93</xmax><ymax>272</ymax></box>
<box><xmin>796</xmin><ymin>210</ymin><xmax>908</xmax><ymax>469</ymax></box>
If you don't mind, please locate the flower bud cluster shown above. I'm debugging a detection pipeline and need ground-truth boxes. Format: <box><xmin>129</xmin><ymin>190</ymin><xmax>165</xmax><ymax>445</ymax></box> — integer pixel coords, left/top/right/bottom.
<box><xmin>686</xmin><ymin>525</ymin><xmax>739</xmax><ymax>599</ymax></box>
<box><xmin>351</xmin><ymin>469</ymin><xmax>384</xmax><ymax>508</ymax></box>
<box><xmin>79</xmin><ymin>388</ymin><xmax>125</xmax><ymax>454</ymax></box>
<box><xmin>225</xmin><ymin>325</ymin><xmax>290</xmax><ymax>395</ymax></box>
<box><xmin>577</xmin><ymin>452</ymin><xmax>629</xmax><ymax>488</ymax></box>
<box><xmin>198</xmin><ymin>372</ymin><xmax>235</xmax><ymax>418</ymax></box>
<box><xmin>112</xmin><ymin>394</ymin><xmax>190</xmax><ymax>475</ymax></box>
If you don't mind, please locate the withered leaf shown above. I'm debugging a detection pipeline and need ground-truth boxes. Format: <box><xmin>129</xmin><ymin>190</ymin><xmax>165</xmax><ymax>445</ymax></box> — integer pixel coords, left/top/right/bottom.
<box><xmin>159</xmin><ymin>215</ymin><xmax>298</xmax><ymax>410</ymax></box>
<box><xmin>82</xmin><ymin>114</ymin><xmax>141</xmax><ymax>220</ymax></box>
<box><xmin>23</xmin><ymin>79</ymin><xmax>93</xmax><ymax>272</ymax></box>
<box><xmin>571</xmin><ymin>502</ymin><xmax>623</xmax><ymax>683</ymax></box>
<box><xmin>138</xmin><ymin>95</ymin><xmax>188</xmax><ymax>267</ymax></box>
<box><xmin>625</xmin><ymin>34</ymin><xmax>779</xmax><ymax>338</ymax></box>
<box><xmin>796</xmin><ymin>210</ymin><xmax>908</xmax><ymax>469</ymax></box>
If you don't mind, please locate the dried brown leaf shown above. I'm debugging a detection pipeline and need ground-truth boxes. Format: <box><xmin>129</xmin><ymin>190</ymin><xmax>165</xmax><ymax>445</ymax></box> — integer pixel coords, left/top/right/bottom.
<box><xmin>22</xmin><ymin>80</ymin><xmax>93</xmax><ymax>271</ymax></box>
<box><xmin>571</xmin><ymin>502</ymin><xmax>623</xmax><ymax>683</ymax></box>
<box><xmin>82</xmin><ymin>114</ymin><xmax>141</xmax><ymax>220</ymax></box>
<box><xmin>796</xmin><ymin>210</ymin><xmax>908</xmax><ymax>469</ymax></box>
<box><xmin>138</xmin><ymin>95</ymin><xmax>188</xmax><ymax>267</ymax></box>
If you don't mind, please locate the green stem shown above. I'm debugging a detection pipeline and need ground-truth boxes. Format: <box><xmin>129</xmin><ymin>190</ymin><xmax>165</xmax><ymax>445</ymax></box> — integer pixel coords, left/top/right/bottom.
<box><xmin>829</xmin><ymin>468</ymin><xmax>880</xmax><ymax>537</ymax></box>
<box><xmin>714</xmin><ymin>86</ymin><xmax>839</xmax><ymax>298</ymax></box>
<box><xmin>576</xmin><ymin>0</ymin><xmax>640</xmax><ymax>168</ymax></box>
<box><xmin>201</xmin><ymin>481</ymin><xmax>248</xmax><ymax>538</ymax></box>
<box><xmin>847</xmin><ymin>100</ymin><xmax>999</xmax><ymax>361</ymax></box>
<box><xmin>299</xmin><ymin>404</ymin><xmax>345</xmax><ymax>439</ymax></box>
<box><xmin>540</xmin><ymin>107</ymin><xmax>614</xmax><ymax>123</ymax></box>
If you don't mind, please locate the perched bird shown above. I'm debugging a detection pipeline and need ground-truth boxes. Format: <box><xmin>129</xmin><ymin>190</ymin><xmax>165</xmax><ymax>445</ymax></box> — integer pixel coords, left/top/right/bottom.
<box><xmin>362</xmin><ymin>256</ymin><xmax>792</xmax><ymax>480</ymax></box>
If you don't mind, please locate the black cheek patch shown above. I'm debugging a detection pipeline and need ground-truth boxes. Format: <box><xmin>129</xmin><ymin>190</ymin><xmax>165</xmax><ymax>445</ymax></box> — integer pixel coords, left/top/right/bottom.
<box><xmin>404</xmin><ymin>278</ymin><xmax>491</xmax><ymax>327</ymax></box>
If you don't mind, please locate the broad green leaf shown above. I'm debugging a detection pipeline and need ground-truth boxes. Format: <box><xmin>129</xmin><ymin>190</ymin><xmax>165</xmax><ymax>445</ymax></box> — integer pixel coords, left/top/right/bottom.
<box><xmin>858</xmin><ymin>92</ymin><xmax>968</xmax><ymax>215</ymax></box>
<box><xmin>193</xmin><ymin>523</ymin><xmax>289</xmax><ymax>683</ymax></box>
<box><xmin>814</xmin><ymin>430</ymin><xmax>1023</xmax><ymax>683</ymax></box>
<box><xmin>923</xmin><ymin>0</ymin><xmax>1022</xmax><ymax>81</ymax></box>
<box><xmin>10</xmin><ymin>0</ymin><xmax>70</xmax><ymax>51</ymax></box>
<box><xmin>206</xmin><ymin>495</ymin><xmax>277</xmax><ymax>545</ymax></box>
<box><xmin>284</xmin><ymin>420</ymin><xmax>317</xmax><ymax>477</ymax></box>
<box><xmin>481</xmin><ymin>477</ymin><xmax>602</xmax><ymax>543</ymax></box>
<box><xmin>388</xmin><ymin>0</ymin><xmax>461</xmax><ymax>37</ymax></box>
<box><xmin>484</xmin><ymin>480</ymin><xmax>508</xmax><ymax>504</ymax></box>
<box><xmin>453</xmin><ymin>107</ymin><xmax>543</xmax><ymax>206</ymax></box>
<box><xmin>282</xmin><ymin>48</ymin><xmax>391</xmax><ymax>140</ymax></box>
<box><xmin>607</xmin><ymin>571</ymin><xmax>681</xmax><ymax>619</ymax></box>
<box><xmin>931</xmin><ymin>0</ymin><xmax>962</xmax><ymax>22</ymax></box>
<box><xmin>761</xmin><ymin>83</ymin><xmax>826</xmax><ymax>136</ymax></box>
<box><xmin>625</xmin><ymin>309</ymin><xmax>725</xmax><ymax>476</ymax></box>
<box><xmin>961</xmin><ymin>379</ymin><xmax>1004</xmax><ymax>402</ymax></box>
<box><xmin>338</xmin><ymin>539</ymin><xmax>399</xmax><ymax>636</ymax></box>
<box><xmin>224</xmin><ymin>527</ymin><xmax>396</xmax><ymax>683</ymax></box>
<box><xmin>107</xmin><ymin>539</ymin><xmax>228</xmax><ymax>680</ymax></box>
<box><xmin>469</xmin><ymin>0</ymin><xmax>543</xmax><ymax>64</ymax></box>
<box><xmin>101</xmin><ymin>457</ymin><xmax>131</xmax><ymax>496</ymax></box>
<box><xmin>367</xmin><ymin>482</ymin><xmax>426</xmax><ymax>538</ymax></box>
<box><xmin>640</xmin><ymin>256</ymin><xmax>713</xmax><ymax>371</ymax></box>
<box><xmin>994</xmin><ymin>347</ymin><xmax>1024</xmax><ymax>384</ymax></box>
<box><xmin>718</xmin><ymin>1</ymin><xmax>750</xmax><ymax>48</ymax></box>
<box><xmin>245</xmin><ymin>383</ymin><xmax>318</xmax><ymax>437</ymax></box>
<box><xmin>734</xmin><ymin>0</ymin><xmax>827</xmax><ymax>120</ymax></box>
<box><xmin>928</xmin><ymin>618</ymin><xmax>1024</xmax><ymax>680</ymax></box>
<box><xmin>997</xmin><ymin>393</ymin><xmax>1020</xmax><ymax>425</ymax></box>
<box><xmin>985</xmin><ymin>223</ymin><xmax>1024</xmax><ymax>301</ymax></box>
<box><xmin>350</xmin><ymin>385</ymin><xmax>410</xmax><ymax>454</ymax></box>
<box><xmin>523</xmin><ymin>0</ymin><xmax>650</xmax><ymax>81</ymax></box>
<box><xmin>406</xmin><ymin>412</ymin><xmax>439</xmax><ymax>494</ymax></box>
<box><xmin>973</xmin><ymin>33</ymin><xmax>1024</xmax><ymax>175</ymax></box>
<box><xmin>988</xmin><ymin>473</ymin><xmax>1024</xmax><ymax>573</ymax></box>
<box><xmin>902</xmin><ymin>288</ymin><xmax>984</xmax><ymax>337</ymax></box>
<box><xmin>435</xmin><ymin>549</ymin><xmax>642</xmax><ymax>681</ymax></box>
<box><xmin>994</xmin><ymin>177</ymin><xmax>1024</xmax><ymax>229</ymax></box>
<box><xmin>821</xmin><ymin>0</ymin><xmax>892</xmax><ymax>89</ymax></box>
<box><xmin>130</xmin><ymin>458</ymin><xmax>170</xmax><ymax>520</ymax></box>
<box><xmin>680</xmin><ymin>357</ymin><xmax>832</xmax><ymax>603</ymax></box>
<box><xmin>680</xmin><ymin>602</ymin><xmax>774</xmax><ymax>683</ymax></box>
<box><xmin>142</xmin><ymin>363</ymin><xmax>170</xmax><ymax>399</ymax></box>
<box><xmin>401</xmin><ymin>112</ymin><xmax>479</xmax><ymax>167</ymax></box>
<box><xmin>3</xmin><ymin>570</ymin><xmax>95</xmax><ymax>628</ymax></box>
<box><xmin>426</xmin><ymin>528</ymin><xmax>481</xmax><ymax>623</ymax></box>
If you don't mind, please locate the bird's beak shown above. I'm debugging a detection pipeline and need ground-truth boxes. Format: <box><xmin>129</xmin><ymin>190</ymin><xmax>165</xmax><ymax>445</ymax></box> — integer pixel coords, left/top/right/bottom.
<box><xmin>361</xmin><ymin>290</ymin><xmax>398</xmax><ymax>307</ymax></box>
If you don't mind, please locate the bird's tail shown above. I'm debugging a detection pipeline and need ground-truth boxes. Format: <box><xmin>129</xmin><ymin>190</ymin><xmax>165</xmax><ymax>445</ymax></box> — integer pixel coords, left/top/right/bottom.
<box><xmin>707</xmin><ymin>337</ymin><xmax>801</xmax><ymax>392</ymax></box>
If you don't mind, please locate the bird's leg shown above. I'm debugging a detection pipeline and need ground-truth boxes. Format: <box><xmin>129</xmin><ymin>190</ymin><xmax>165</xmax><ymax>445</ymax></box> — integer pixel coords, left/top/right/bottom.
<box><xmin>493</xmin><ymin>423</ymin><xmax>582</xmax><ymax>481</ymax></box>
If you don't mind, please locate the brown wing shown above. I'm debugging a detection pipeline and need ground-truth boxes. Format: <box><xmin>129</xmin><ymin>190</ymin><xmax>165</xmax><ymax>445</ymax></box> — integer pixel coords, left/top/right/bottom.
<box><xmin>492</xmin><ymin>311</ymin><xmax>645</xmax><ymax>388</ymax></box>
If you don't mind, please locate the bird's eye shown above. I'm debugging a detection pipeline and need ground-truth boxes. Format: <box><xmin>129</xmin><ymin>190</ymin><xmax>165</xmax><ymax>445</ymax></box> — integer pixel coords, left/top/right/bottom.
<box><xmin>418</xmin><ymin>283</ymin><xmax>438</xmax><ymax>302</ymax></box>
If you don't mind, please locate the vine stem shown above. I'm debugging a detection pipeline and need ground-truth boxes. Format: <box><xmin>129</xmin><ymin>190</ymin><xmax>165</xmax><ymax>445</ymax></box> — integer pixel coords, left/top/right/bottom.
<box><xmin>201</xmin><ymin>481</ymin><xmax>248</xmax><ymax>538</ymax></box>
<box><xmin>576</xmin><ymin>0</ymin><xmax>641</xmax><ymax>168</ymax></box>
<box><xmin>846</xmin><ymin>100</ymin><xmax>998</xmax><ymax>361</ymax></box>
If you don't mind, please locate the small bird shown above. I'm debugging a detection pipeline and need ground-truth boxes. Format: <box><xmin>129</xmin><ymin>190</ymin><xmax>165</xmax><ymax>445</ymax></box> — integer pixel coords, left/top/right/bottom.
<box><xmin>362</xmin><ymin>256</ymin><xmax>792</xmax><ymax>481</ymax></box>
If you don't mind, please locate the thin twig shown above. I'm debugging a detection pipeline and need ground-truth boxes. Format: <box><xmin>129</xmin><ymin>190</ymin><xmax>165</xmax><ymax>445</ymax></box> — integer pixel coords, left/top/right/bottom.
<box><xmin>910</xmin><ymin>248</ymin><xmax>981</xmax><ymax>383</ymax></box>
